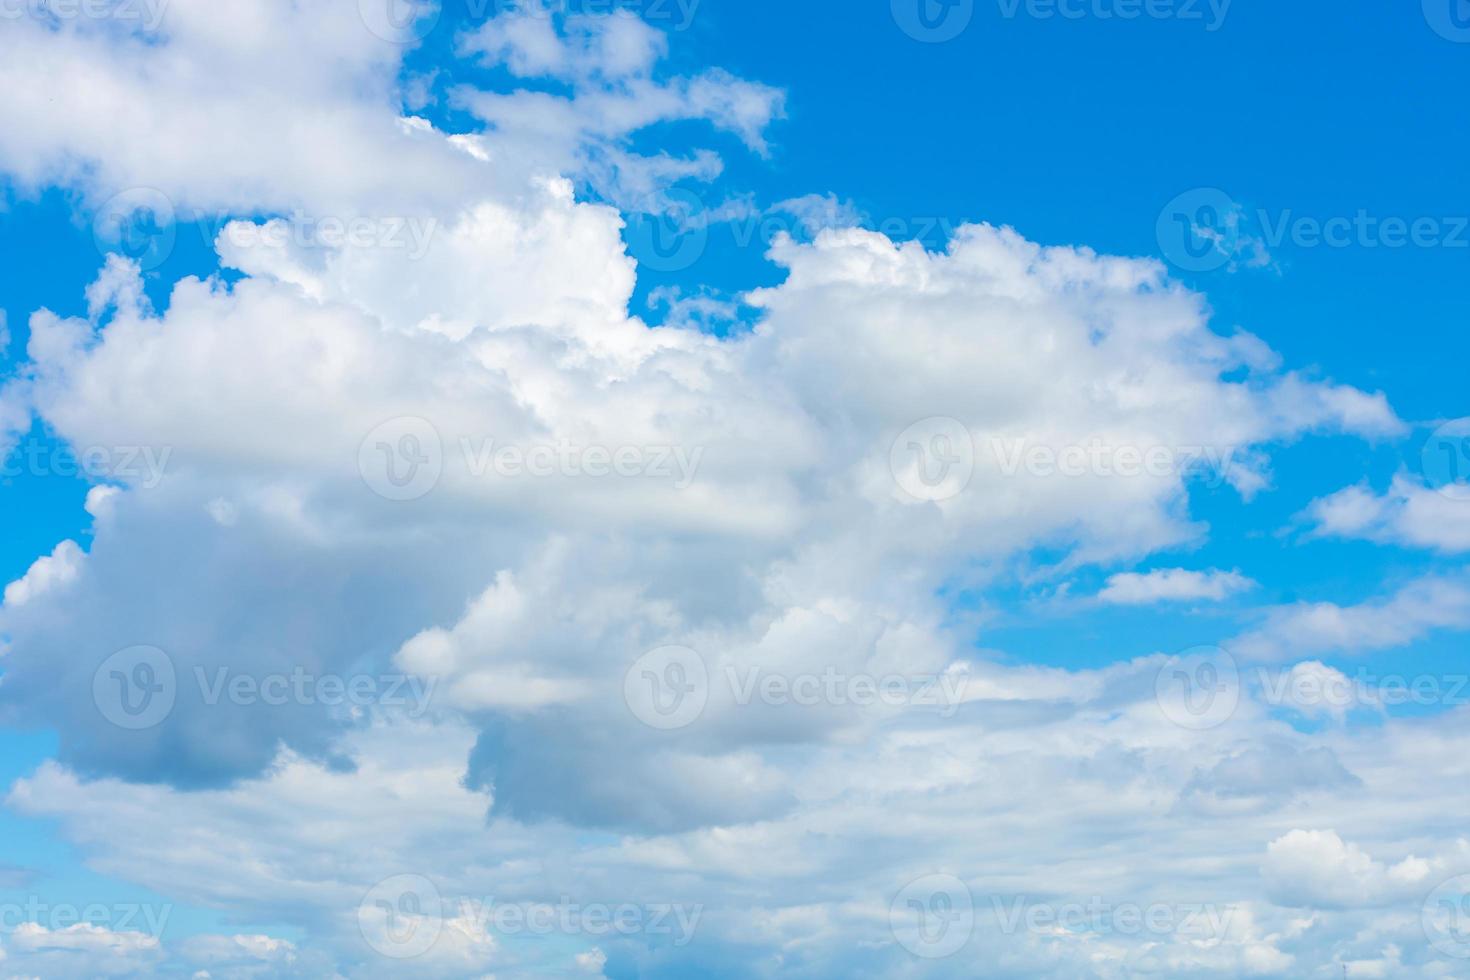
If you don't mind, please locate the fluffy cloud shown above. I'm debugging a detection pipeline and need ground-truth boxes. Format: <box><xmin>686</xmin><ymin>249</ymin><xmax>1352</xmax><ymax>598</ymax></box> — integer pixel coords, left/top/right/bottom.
<box><xmin>0</xmin><ymin>922</ymin><xmax>163</xmax><ymax>978</ymax></box>
<box><xmin>9</xmin><ymin>676</ymin><xmax>1470</xmax><ymax>977</ymax></box>
<box><xmin>0</xmin><ymin>4</ymin><xmax>1458</xmax><ymax>979</ymax></box>
<box><xmin>1263</xmin><ymin>830</ymin><xmax>1435</xmax><ymax>910</ymax></box>
<box><xmin>1304</xmin><ymin>476</ymin><xmax>1470</xmax><ymax>553</ymax></box>
<box><xmin>1098</xmin><ymin>567</ymin><xmax>1256</xmax><ymax>605</ymax></box>
<box><xmin>2</xmin><ymin>538</ymin><xmax>83</xmax><ymax>608</ymax></box>
<box><xmin>1228</xmin><ymin>574</ymin><xmax>1470</xmax><ymax>662</ymax></box>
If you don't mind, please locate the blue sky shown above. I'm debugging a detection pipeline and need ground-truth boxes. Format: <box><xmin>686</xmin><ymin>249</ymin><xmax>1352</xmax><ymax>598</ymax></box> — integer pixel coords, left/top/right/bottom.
<box><xmin>0</xmin><ymin>1</ymin><xmax>1468</xmax><ymax>977</ymax></box>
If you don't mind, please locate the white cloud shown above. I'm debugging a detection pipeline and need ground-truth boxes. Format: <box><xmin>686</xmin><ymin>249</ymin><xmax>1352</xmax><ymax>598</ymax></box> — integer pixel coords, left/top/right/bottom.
<box><xmin>0</xmin><ymin>5</ymin><xmax>1452</xmax><ymax>978</ymax></box>
<box><xmin>1099</xmin><ymin>567</ymin><xmax>1256</xmax><ymax>605</ymax></box>
<box><xmin>1229</xmin><ymin>574</ymin><xmax>1470</xmax><ymax>661</ymax></box>
<box><xmin>574</xmin><ymin>946</ymin><xmax>608</xmax><ymax>973</ymax></box>
<box><xmin>3</xmin><ymin>539</ymin><xmax>84</xmax><ymax>609</ymax></box>
<box><xmin>9</xmin><ymin>673</ymin><xmax>1470</xmax><ymax>977</ymax></box>
<box><xmin>1263</xmin><ymin>830</ymin><xmax>1434</xmax><ymax>910</ymax></box>
<box><xmin>1305</xmin><ymin>475</ymin><xmax>1470</xmax><ymax>553</ymax></box>
<box><xmin>0</xmin><ymin>922</ymin><xmax>163</xmax><ymax>978</ymax></box>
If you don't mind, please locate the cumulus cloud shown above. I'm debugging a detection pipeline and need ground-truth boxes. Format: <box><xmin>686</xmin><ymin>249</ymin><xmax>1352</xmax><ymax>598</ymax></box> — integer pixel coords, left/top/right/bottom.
<box><xmin>1263</xmin><ymin>830</ymin><xmax>1434</xmax><ymax>910</ymax></box>
<box><xmin>2</xmin><ymin>538</ymin><xmax>83</xmax><ymax>608</ymax></box>
<box><xmin>1304</xmin><ymin>476</ymin><xmax>1470</xmax><ymax>553</ymax></box>
<box><xmin>0</xmin><ymin>922</ymin><xmax>163</xmax><ymax>978</ymax></box>
<box><xmin>0</xmin><ymin>4</ymin><xmax>1456</xmax><ymax>978</ymax></box>
<box><xmin>1229</xmin><ymin>574</ymin><xmax>1470</xmax><ymax>662</ymax></box>
<box><xmin>1098</xmin><ymin>567</ymin><xmax>1256</xmax><ymax>605</ymax></box>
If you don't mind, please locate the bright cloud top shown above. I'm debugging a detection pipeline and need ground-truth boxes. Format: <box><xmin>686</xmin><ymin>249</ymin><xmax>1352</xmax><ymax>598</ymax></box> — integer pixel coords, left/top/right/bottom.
<box><xmin>0</xmin><ymin>3</ymin><xmax>1463</xmax><ymax>979</ymax></box>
